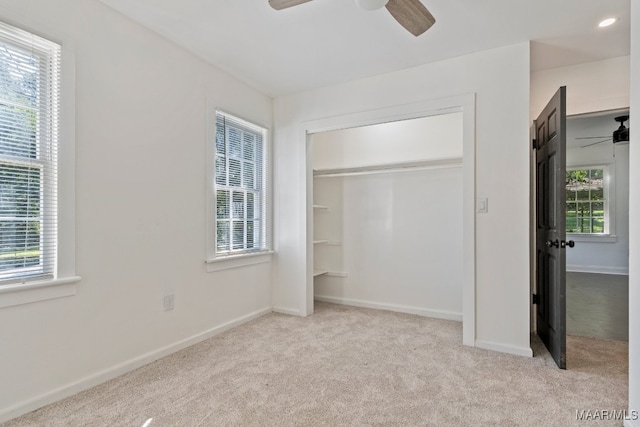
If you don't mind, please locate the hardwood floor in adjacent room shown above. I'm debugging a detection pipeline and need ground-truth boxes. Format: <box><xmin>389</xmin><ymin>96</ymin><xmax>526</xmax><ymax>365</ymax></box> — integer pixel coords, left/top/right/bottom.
<box><xmin>567</xmin><ymin>272</ymin><xmax>629</xmax><ymax>342</ymax></box>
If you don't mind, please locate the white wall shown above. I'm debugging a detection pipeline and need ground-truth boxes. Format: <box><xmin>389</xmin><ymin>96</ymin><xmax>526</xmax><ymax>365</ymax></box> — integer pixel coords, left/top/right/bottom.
<box><xmin>0</xmin><ymin>0</ymin><xmax>273</xmax><ymax>421</ymax></box>
<box><xmin>627</xmin><ymin>3</ymin><xmax>639</xmax><ymax>425</ymax></box>
<box><xmin>312</xmin><ymin>113</ymin><xmax>463</xmax><ymax>170</ymax></box>
<box><xmin>565</xmin><ymin>116</ymin><xmax>629</xmax><ymax>275</ymax></box>
<box><xmin>530</xmin><ymin>55</ymin><xmax>630</xmax><ymax>121</ymax></box>
<box><xmin>313</xmin><ymin>167</ymin><xmax>463</xmax><ymax>320</ymax></box>
<box><xmin>274</xmin><ymin>42</ymin><xmax>532</xmax><ymax>356</ymax></box>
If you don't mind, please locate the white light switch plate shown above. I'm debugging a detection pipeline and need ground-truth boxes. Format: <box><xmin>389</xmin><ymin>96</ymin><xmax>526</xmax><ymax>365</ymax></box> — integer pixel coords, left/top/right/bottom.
<box><xmin>476</xmin><ymin>198</ymin><xmax>488</xmax><ymax>213</ymax></box>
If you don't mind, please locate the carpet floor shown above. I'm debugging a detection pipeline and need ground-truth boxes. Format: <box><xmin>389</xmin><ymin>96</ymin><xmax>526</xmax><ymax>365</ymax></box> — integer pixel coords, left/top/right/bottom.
<box><xmin>3</xmin><ymin>302</ymin><xmax>629</xmax><ymax>426</ymax></box>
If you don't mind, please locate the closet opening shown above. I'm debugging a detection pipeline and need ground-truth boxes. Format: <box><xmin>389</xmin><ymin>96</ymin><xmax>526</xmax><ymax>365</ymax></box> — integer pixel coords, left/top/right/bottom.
<box><xmin>303</xmin><ymin>95</ymin><xmax>476</xmax><ymax>346</ymax></box>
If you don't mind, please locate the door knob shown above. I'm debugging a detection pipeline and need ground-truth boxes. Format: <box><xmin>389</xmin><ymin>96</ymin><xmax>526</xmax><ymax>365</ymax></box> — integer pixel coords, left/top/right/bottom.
<box><xmin>545</xmin><ymin>239</ymin><xmax>559</xmax><ymax>248</ymax></box>
<box><xmin>559</xmin><ymin>240</ymin><xmax>575</xmax><ymax>249</ymax></box>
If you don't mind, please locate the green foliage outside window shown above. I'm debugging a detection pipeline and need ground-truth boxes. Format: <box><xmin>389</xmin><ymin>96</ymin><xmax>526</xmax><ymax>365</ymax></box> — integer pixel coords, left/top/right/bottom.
<box><xmin>566</xmin><ymin>168</ymin><xmax>605</xmax><ymax>233</ymax></box>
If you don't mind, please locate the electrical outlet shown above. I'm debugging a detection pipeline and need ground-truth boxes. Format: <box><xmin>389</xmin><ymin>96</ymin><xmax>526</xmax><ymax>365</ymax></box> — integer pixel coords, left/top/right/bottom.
<box><xmin>163</xmin><ymin>293</ymin><xmax>175</xmax><ymax>311</ymax></box>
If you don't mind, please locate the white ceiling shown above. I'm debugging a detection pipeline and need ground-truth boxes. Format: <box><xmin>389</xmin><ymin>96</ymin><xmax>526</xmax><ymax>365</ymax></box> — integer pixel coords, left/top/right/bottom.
<box><xmin>98</xmin><ymin>0</ymin><xmax>630</xmax><ymax>97</ymax></box>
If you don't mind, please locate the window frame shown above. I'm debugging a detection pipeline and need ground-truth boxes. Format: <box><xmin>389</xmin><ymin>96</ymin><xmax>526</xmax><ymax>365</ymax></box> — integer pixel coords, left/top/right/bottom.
<box><xmin>566</xmin><ymin>163</ymin><xmax>617</xmax><ymax>242</ymax></box>
<box><xmin>206</xmin><ymin>106</ymin><xmax>272</xmax><ymax>271</ymax></box>
<box><xmin>0</xmin><ymin>12</ymin><xmax>79</xmax><ymax>308</ymax></box>
<box><xmin>0</xmin><ymin>25</ymin><xmax>58</xmax><ymax>284</ymax></box>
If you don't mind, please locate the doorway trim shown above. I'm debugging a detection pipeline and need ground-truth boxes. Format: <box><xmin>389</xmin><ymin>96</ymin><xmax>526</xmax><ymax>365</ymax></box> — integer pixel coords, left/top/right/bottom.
<box><xmin>302</xmin><ymin>93</ymin><xmax>477</xmax><ymax>346</ymax></box>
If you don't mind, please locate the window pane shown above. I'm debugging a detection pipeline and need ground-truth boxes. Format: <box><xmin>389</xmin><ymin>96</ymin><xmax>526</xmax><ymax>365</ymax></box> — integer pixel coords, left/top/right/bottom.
<box><xmin>591</xmin><ymin>188</ymin><xmax>604</xmax><ymax>201</ymax></box>
<box><xmin>592</xmin><ymin>202</ymin><xmax>604</xmax><ymax>217</ymax></box>
<box><xmin>0</xmin><ymin>163</ymin><xmax>40</xmax><ymax>208</ymax></box>
<box><xmin>0</xmin><ymin>220</ymin><xmax>40</xmax><ymax>271</ymax></box>
<box><xmin>253</xmin><ymin>220</ymin><xmax>261</xmax><ymax>247</ymax></box>
<box><xmin>576</xmin><ymin>189</ymin><xmax>589</xmax><ymax>200</ymax></box>
<box><xmin>243</xmin><ymin>134</ymin><xmax>254</xmax><ymax>161</ymax></box>
<box><xmin>577</xmin><ymin>202</ymin><xmax>590</xmax><ymax>216</ymax></box>
<box><xmin>216</xmin><ymin>190</ymin><xmax>229</xmax><ymax>219</ymax></box>
<box><xmin>229</xmin><ymin>159</ymin><xmax>241</xmax><ymax>187</ymax></box>
<box><xmin>566</xmin><ymin>167</ymin><xmax>608</xmax><ymax>235</ymax></box>
<box><xmin>247</xmin><ymin>193</ymin><xmax>255</xmax><ymax>220</ymax></box>
<box><xmin>243</xmin><ymin>161</ymin><xmax>254</xmax><ymax>189</ymax></box>
<box><xmin>590</xmin><ymin>169</ymin><xmax>603</xmax><ymax>179</ymax></box>
<box><xmin>216</xmin><ymin>221</ymin><xmax>230</xmax><ymax>252</ymax></box>
<box><xmin>215</xmin><ymin>127</ymin><xmax>225</xmax><ymax>155</ymax></box>
<box><xmin>0</xmin><ymin>103</ymin><xmax>37</xmax><ymax>159</ymax></box>
<box><xmin>567</xmin><ymin>170</ymin><xmax>588</xmax><ymax>187</ymax></box>
<box><xmin>246</xmin><ymin>220</ymin><xmax>255</xmax><ymax>249</ymax></box>
<box><xmin>579</xmin><ymin>218</ymin><xmax>591</xmax><ymax>233</ymax></box>
<box><xmin>232</xmin><ymin>221</ymin><xmax>244</xmax><ymax>250</ymax></box>
<box><xmin>593</xmin><ymin>218</ymin><xmax>604</xmax><ymax>233</ymax></box>
<box><xmin>215</xmin><ymin>156</ymin><xmax>226</xmax><ymax>186</ymax></box>
<box><xmin>232</xmin><ymin>191</ymin><xmax>244</xmax><ymax>219</ymax></box>
<box><xmin>0</xmin><ymin>44</ymin><xmax>38</xmax><ymax>108</ymax></box>
<box><xmin>228</xmin><ymin>128</ymin><xmax>242</xmax><ymax>158</ymax></box>
<box><xmin>255</xmin><ymin>140</ymin><xmax>264</xmax><ymax>190</ymax></box>
<box><xmin>566</xmin><ymin>202</ymin><xmax>577</xmax><ymax>232</ymax></box>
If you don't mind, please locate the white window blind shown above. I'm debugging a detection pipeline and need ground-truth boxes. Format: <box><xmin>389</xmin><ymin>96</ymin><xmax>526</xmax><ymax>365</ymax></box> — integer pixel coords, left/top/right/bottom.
<box><xmin>0</xmin><ymin>22</ymin><xmax>60</xmax><ymax>284</ymax></box>
<box><xmin>214</xmin><ymin>111</ymin><xmax>270</xmax><ymax>256</ymax></box>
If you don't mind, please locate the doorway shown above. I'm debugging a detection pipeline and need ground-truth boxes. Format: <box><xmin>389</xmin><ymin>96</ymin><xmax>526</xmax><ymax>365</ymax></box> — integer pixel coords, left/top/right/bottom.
<box><xmin>565</xmin><ymin>109</ymin><xmax>630</xmax><ymax>342</ymax></box>
<box><xmin>303</xmin><ymin>94</ymin><xmax>477</xmax><ymax>346</ymax></box>
<box><xmin>310</xmin><ymin>113</ymin><xmax>464</xmax><ymax>322</ymax></box>
<box><xmin>531</xmin><ymin>102</ymin><xmax>630</xmax><ymax>370</ymax></box>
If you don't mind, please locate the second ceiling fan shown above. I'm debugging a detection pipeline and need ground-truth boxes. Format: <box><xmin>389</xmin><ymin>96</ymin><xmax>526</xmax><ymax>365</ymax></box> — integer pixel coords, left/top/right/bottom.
<box><xmin>578</xmin><ymin>115</ymin><xmax>630</xmax><ymax>148</ymax></box>
<box><xmin>268</xmin><ymin>0</ymin><xmax>436</xmax><ymax>37</ymax></box>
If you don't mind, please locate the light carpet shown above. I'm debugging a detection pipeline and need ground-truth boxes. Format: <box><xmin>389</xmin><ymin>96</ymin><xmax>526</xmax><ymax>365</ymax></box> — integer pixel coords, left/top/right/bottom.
<box><xmin>3</xmin><ymin>302</ymin><xmax>629</xmax><ymax>426</ymax></box>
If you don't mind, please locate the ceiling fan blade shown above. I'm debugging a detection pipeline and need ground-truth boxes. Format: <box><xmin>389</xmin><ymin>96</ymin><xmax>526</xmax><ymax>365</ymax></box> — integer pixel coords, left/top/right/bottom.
<box><xmin>268</xmin><ymin>0</ymin><xmax>312</xmax><ymax>10</ymax></box>
<box><xmin>581</xmin><ymin>138</ymin><xmax>611</xmax><ymax>148</ymax></box>
<box><xmin>575</xmin><ymin>136</ymin><xmax>610</xmax><ymax>140</ymax></box>
<box><xmin>385</xmin><ymin>0</ymin><xmax>436</xmax><ymax>37</ymax></box>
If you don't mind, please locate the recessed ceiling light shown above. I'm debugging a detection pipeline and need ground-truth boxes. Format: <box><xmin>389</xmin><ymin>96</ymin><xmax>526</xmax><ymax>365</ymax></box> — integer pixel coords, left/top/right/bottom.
<box><xmin>598</xmin><ymin>18</ymin><xmax>616</xmax><ymax>28</ymax></box>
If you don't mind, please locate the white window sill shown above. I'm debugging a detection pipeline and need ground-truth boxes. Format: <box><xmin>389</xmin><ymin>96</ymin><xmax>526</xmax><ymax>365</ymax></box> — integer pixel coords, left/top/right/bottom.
<box><xmin>206</xmin><ymin>250</ymin><xmax>273</xmax><ymax>272</ymax></box>
<box><xmin>0</xmin><ymin>276</ymin><xmax>81</xmax><ymax>309</ymax></box>
<box><xmin>568</xmin><ymin>234</ymin><xmax>617</xmax><ymax>243</ymax></box>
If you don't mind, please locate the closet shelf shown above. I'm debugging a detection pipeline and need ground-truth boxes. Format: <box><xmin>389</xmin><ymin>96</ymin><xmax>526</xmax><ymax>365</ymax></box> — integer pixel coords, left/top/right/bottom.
<box><xmin>313</xmin><ymin>270</ymin><xmax>348</xmax><ymax>278</ymax></box>
<box><xmin>313</xmin><ymin>157</ymin><xmax>463</xmax><ymax>177</ymax></box>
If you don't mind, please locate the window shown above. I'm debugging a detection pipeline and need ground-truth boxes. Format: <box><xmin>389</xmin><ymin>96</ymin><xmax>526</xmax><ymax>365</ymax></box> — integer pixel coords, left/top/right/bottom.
<box><xmin>0</xmin><ymin>21</ymin><xmax>60</xmax><ymax>284</ymax></box>
<box><xmin>566</xmin><ymin>167</ymin><xmax>608</xmax><ymax>234</ymax></box>
<box><xmin>213</xmin><ymin>111</ymin><xmax>270</xmax><ymax>257</ymax></box>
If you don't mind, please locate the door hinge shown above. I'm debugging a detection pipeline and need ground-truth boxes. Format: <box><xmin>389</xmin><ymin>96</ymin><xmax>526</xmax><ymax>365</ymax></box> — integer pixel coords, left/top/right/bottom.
<box><xmin>532</xmin><ymin>294</ymin><xmax>539</xmax><ymax>305</ymax></box>
<box><xmin>532</xmin><ymin>139</ymin><xmax>537</xmax><ymax>150</ymax></box>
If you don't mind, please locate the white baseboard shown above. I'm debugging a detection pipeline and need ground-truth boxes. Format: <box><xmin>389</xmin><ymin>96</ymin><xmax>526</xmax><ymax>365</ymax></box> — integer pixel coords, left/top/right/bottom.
<box><xmin>475</xmin><ymin>339</ymin><xmax>533</xmax><ymax>358</ymax></box>
<box><xmin>567</xmin><ymin>265</ymin><xmax>629</xmax><ymax>275</ymax></box>
<box><xmin>272</xmin><ymin>306</ymin><xmax>302</xmax><ymax>316</ymax></box>
<box><xmin>0</xmin><ymin>306</ymin><xmax>272</xmax><ymax>424</ymax></box>
<box><xmin>314</xmin><ymin>295</ymin><xmax>463</xmax><ymax>322</ymax></box>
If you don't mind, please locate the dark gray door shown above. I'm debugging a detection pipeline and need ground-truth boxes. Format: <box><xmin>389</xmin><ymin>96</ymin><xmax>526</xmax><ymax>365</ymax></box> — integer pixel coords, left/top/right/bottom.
<box><xmin>535</xmin><ymin>87</ymin><xmax>567</xmax><ymax>369</ymax></box>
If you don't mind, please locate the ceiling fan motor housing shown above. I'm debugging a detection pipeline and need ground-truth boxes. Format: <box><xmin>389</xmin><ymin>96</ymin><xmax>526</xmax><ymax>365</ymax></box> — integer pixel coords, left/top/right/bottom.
<box><xmin>613</xmin><ymin>115</ymin><xmax>629</xmax><ymax>143</ymax></box>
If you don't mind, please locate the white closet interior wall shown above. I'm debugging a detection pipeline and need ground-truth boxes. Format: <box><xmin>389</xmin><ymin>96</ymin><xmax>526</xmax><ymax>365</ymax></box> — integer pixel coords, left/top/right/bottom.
<box><xmin>312</xmin><ymin>112</ymin><xmax>464</xmax><ymax>321</ymax></box>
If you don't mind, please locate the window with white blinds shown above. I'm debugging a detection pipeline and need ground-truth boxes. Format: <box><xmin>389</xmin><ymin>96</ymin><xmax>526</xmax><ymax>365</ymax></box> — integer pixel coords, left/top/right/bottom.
<box><xmin>214</xmin><ymin>111</ymin><xmax>270</xmax><ymax>256</ymax></box>
<box><xmin>0</xmin><ymin>22</ymin><xmax>60</xmax><ymax>284</ymax></box>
